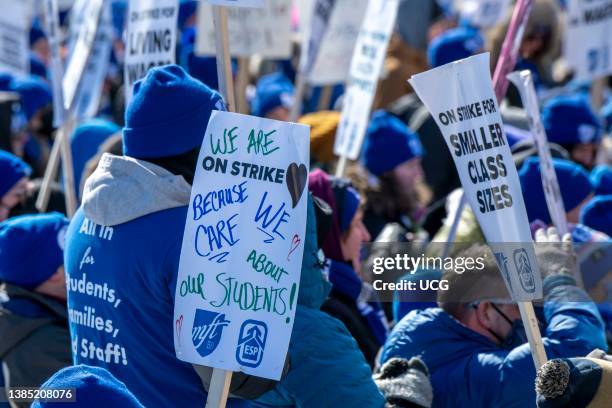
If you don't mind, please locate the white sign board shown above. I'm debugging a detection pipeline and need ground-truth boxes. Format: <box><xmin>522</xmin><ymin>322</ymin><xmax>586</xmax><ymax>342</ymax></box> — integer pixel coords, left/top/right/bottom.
<box><xmin>44</xmin><ymin>0</ymin><xmax>65</xmax><ymax>127</ymax></box>
<box><xmin>508</xmin><ymin>70</ymin><xmax>568</xmax><ymax>235</ymax></box>
<box><xmin>299</xmin><ymin>0</ymin><xmax>336</xmax><ymax>76</ymax></box>
<box><xmin>124</xmin><ymin>0</ymin><xmax>178</xmax><ymax>103</ymax></box>
<box><xmin>62</xmin><ymin>0</ymin><xmax>105</xmax><ymax>111</ymax></box>
<box><xmin>409</xmin><ymin>53</ymin><xmax>542</xmax><ymax>301</ymax></box>
<box><xmin>333</xmin><ymin>0</ymin><xmax>398</xmax><ymax>159</ymax></box>
<box><xmin>174</xmin><ymin>111</ymin><xmax>310</xmax><ymax>380</ymax></box>
<box><xmin>308</xmin><ymin>0</ymin><xmax>367</xmax><ymax>86</ymax></box>
<box><xmin>196</xmin><ymin>0</ymin><xmax>291</xmax><ymax>58</ymax></box>
<box><xmin>205</xmin><ymin>0</ymin><xmax>265</xmax><ymax>7</ymax></box>
<box><xmin>564</xmin><ymin>0</ymin><xmax>612</xmax><ymax>81</ymax></box>
<box><xmin>0</xmin><ymin>0</ymin><xmax>30</xmax><ymax>76</ymax></box>
<box><xmin>454</xmin><ymin>0</ymin><xmax>511</xmax><ymax>28</ymax></box>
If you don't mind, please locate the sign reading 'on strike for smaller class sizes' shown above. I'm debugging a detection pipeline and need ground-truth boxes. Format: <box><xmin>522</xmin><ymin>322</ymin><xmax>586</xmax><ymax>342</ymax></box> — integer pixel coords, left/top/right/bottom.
<box><xmin>409</xmin><ymin>53</ymin><xmax>542</xmax><ymax>301</ymax></box>
<box><xmin>174</xmin><ymin>111</ymin><xmax>310</xmax><ymax>380</ymax></box>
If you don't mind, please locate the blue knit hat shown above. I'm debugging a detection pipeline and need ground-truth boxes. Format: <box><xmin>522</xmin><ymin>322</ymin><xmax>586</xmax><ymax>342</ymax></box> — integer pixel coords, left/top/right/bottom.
<box><xmin>0</xmin><ymin>212</ymin><xmax>68</xmax><ymax>289</ymax></box>
<box><xmin>363</xmin><ymin>110</ymin><xmax>423</xmax><ymax>176</ymax></box>
<box><xmin>122</xmin><ymin>64</ymin><xmax>225</xmax><ymax>159</ymax></box>
<box><xmin>29</xmin><ymin>26</ymin><xmax>46</xmax><ymax>46</ymax></box>
<box><xmin>541</xmin><ymin>95</ymin><xmax>603</xmax><ymax>146</ymax></box>
<box><xmin>0</xmin><ymin>73</ymin><xmax>13</xmax><ymax>91</ymax></box>
<box><xmin>178</xmin><ymin>0</ymin><xmax>198</xmax><ymax>30</ymax></box>
<box><xmin>11</xmin><ymin>75</ymin><xmax>53</xmax><ymax>121</ymax></box>
<box><xmin>32</xmin><ymin>365</ymin><xmax>144</xmax><ymax>408</ymax></box>
<box><xmin>71</xmin><ymin>119</ymin><xmax>120</xmax><ymax>191</ymax></box>
<box><xmin>30</xmin><ymin>53</ymin><xmax>48</xmax><ymax>79</ymax></box>
<box><xmin>590</xmin><ymin>165</ymin><xmax>612</xmax><ymax>196</ymax></box>
<box><xmin>0</xmin><ymin>150</ymin><xmax>32</xmax><ymax>198</ymax></box>
<box><xmin>580</xmin><ymin>195</ymin><xmax>612</xmax><ymax>236</ymax></box>
<box><xmin>519</xmin><ymin>157</ymin><xmax>593</xmax><ymax>224</ymax></box>
<box><xmin>427</xmin><ymin>26</ymin><xmax>484</xmax><ymax>68</ymax></box>
<box><xmin>251</xmin><ymin>72</ymin><xmax>294</xmax><ymax>118</ymax></box>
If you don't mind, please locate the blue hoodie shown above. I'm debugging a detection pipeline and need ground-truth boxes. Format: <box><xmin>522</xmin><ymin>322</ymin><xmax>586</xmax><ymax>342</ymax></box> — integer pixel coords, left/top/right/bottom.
<box><xmin>64</xmin><ymin>154</ymin><xmax>249</xmax><ymax>407</ymax></box>
<box><xmin>381</xmin><ymin>276</ymin><xmax>607</xmax><ymax>407</ymax></box>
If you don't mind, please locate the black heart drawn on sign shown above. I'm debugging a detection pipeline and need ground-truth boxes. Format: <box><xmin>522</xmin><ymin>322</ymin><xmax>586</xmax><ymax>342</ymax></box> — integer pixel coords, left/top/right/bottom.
<box><xmin>286</xmin><ymin>163</ymin><xmax>308</xmax><ymax>208</ymax></box>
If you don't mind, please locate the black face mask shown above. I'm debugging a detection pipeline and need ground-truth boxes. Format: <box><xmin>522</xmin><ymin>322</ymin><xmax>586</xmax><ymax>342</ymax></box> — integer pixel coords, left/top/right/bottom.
<box><xmin>488</xmin><ymin>303</ymin><xmax>528</xmax><ymax>350</ymax></box>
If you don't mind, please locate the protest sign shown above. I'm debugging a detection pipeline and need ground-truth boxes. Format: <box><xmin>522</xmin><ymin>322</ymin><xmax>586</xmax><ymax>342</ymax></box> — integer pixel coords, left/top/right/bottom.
<box><xmin>44</xmin><ymin>0</ymin><xmax>65</xmax><ymax>127</ymax></box>
<box><xmin>308</xmin><ymin>0</ymin><xmax>367</xmax><ymax>86</ymax></box>
<box><xmin>508</xmin><ymin>70</ymin><xmax>568</xmax><ymax>235</ymax></box>
<box><xmin>564</xmin><ymin>0</ymin><xmax>612</xmax><ymax>81</ymax></box>
<box><xmin>0</xmin><ymin>0</ymin><xmax>30</xmax><ymax>76</ymax></box>
<box><xmin>454</xmin><ymin>0</ymin><xmax>511</xmax><ymax>28</ymax></box>
<box><xmin>62</xmin><ymin>0</ymin><xmax>105</xmax><ymax>112</ymax></box>
<box><xmin>205</xmin><ymin>0</ymin><xmax>265</xmax><ymax>7</ymax></box>
<box><xmin>409</xmin><ymin>53</ymin><xmax>542</xmax><ymax>302</ymax></box>
<box><xmin>124</xmin><ymin>0</ymin><xmax>178</xmax><ymax>103</ymax></box>
<box><xmin>196</xmin><ymin>0</ymin><xmax>291</xmax><ymax>58</ymax></box>
<box><xmin>174</xmin><ymin>111</ymin><xmax>310</xmax><ymax>380</ymax></box>
<box><xmin>333</xmin><ymin>0</ymin><xmax>398</xmax><ymax>163</ymax></box>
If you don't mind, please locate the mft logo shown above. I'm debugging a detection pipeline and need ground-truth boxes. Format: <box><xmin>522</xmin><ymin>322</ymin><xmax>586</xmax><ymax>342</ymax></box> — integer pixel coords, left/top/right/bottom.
<box><xmin>236</xmin><ymin>320</ymin><xmax>268</xmax><ymax>368</ymax></box>
<box><xmin>192</xmin><ymin>309</ymin><xmax>230</xmax><ymax>357</ymax></box>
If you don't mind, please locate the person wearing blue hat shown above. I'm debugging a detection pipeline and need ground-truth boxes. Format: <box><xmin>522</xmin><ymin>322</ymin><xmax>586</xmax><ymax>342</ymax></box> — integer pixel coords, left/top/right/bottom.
<box><xmin>63</xmin><ymin>64</ymin><xmax>261</xmax><ymax>408</ymax></box>
<box><xmin>0</xmin><ymin>213</ymin><xmax>72</xmax><ymax>405</ymax></box>
<box><xmin>427</xmin><ymin>26</ymin><xmax>484</xmax><ymax>68</ymax></box>
<box><xmin>0</xmin><ymin>151</ymin><xmax>32</xmax><ymax>222</ymax></box>
<box><xmin>590</xmin><ymin>165</ymin><xmax>612</xmax><ymax>196</ymax></box>
<box><xmin>361</xmin><ymin>110</ymin><xmax>427</xmax><ymax>239</ymax></box>
<box><xmin>178</xmin><ymin>0</ymin><xmax>198</xmax><ymax>31</ymax></box>
<box><xmin>541</xmin><ymin>94</ymin><xmax>603</xmax><ymax>170</ymax></box>
<box><xmin>519</xmin><ymin>157</ymin><xmax>594</xmax><ymax>225</ymax></box>
<box><xmin>602</xmin><ymin>97</ymin><xmax>612</xmax><ymax>134</ymax></box>
<box><xmin>70</xmin><ymin>119</ymin><xmax>120</xmax><ymax>199</ymax></box>
<box><xmin>250</xmin><ymin>72</ymin><xmax>294</xmax><ymax>121</ymax></box>
<box><xmin>30</xmin><ymin>53</ymin><xmax>48</xmax><ymax>79</ymax></box>
<box><xmin>580</xmin><ymin>195</ymin><xmax>612</xmax><ymax>237</ymax></box>
<box><xmin>30</xmin><ymin>25</ymin><xmax>49</xmax><ymax>66</ymax></box>
<box><xmin>32</xmin><ymin>365</ymin><xmax>144</xmax><ymax>408</ymax></box>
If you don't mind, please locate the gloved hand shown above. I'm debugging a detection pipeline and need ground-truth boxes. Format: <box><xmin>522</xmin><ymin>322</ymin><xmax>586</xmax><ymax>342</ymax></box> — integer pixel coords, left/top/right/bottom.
<box><xmin>534</xmin><ymin>227</ymin><xmax>577</xmax><ymax>281</ymax></box>
<box><xmin>373</xmin><ymin>357</ymin><xmax>433</xmax><ymax>408</ymax></box>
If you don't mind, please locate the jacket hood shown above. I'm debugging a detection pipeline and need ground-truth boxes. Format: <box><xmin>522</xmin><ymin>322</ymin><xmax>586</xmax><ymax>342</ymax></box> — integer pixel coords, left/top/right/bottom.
<box><xmin>82</xmin><ymin>153</ymin><xmax>192</xmax><ymax>226</ymax></box>
<box><xmin>0</xmin><ymin>284</ymin><xmax>67</xmax><ymax>357</ymax></box>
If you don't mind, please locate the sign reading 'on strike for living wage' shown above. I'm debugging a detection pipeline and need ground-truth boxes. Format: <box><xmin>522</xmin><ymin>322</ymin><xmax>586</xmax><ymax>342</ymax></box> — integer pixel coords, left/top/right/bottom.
<box><xmin>174</xmin><ymin>111</ymin><xmax>310</xmax><ymax>380</ymax></box>
<box><xmin>333</xmin><ymin>0</ymin><xmax>398</xmax><ymax>160</ymax></box>
<box><xmin>124</xmin><ymin>0</ymin><xmax>178</xmax><ymax>103</ymax></box>
<box><xmin>409</xmin><ymin>53</ymin><xmax>543</xmax><ymax>301</ymax></box>
<box><xmin>564</xmin><ymin>0</ymin><xmax>612</xmax><ymax>81</ymax></box>
<box><xmin>0</xmin><ymin>0</ymin><xmax>30</xmax><ymax>76</ymax></box>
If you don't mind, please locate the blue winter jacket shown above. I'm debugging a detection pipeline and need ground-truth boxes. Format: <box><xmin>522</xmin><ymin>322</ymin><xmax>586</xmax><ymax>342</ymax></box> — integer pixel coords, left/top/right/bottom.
<box><xmin>381</xmin><ymin>275</ymin><xmax>607</xmax><ymax>407</ymax></box>
<box><xmin>252</xmin><ymin>195</ymin><xmax>385</xmax><ymax>408</ymax></box>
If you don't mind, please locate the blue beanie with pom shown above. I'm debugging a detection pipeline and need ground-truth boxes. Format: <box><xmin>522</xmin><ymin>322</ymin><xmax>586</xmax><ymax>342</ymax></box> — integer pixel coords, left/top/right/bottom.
<box><xmin>580</xmin><ymin>195</ymin><xmax>612</xmax><ymax>236</ymax></box>
<box><xmin>251</xmin><ymin>72</ymin><xmax>294</xmax><ymax>118</ymax></box>
<box><xmin>122</xmin><ymin>64</ymin><xmax>225</xmax><ymax>159</ymax></box>
<box><xmin>0</xmin><ymin>212</ymin><xmax>68</xmax><ymax>289</ymax></box>
<box><xmin>427</xmin><ymin>26</ymin><xmax>484</xmax><ymax>68</ymax></box>
<box><xmin>519</xmin><ymin>157</ymin><xmax>593</xmax><ymax>224</ymax></box>
<box><xmin>11</xmin><ymin>75</ymin><xmax>52</xmax><ymax>121</ymax></box>
<box><xmin>32</xmin><ymin>365</ymin><xmax>144</xmax><ymax>408</ymax></box>
<box><xmin>590</xmin><ymin>165</ymin><xmax>612</xmax><ymax>196</ymax></box>
<box><xmin>363</xmin><ymin>110</ymin><xmax>423</xmax><ymax>176</ymax></box>
<box><xmin>0</xmin><ymin>150</ymin><xmax>32</xmax><ymax>198</ymax></box>
<box><xmin>541</xmin><ymin>95</ymin><xmax>603</xmax><ymax>146</ymax></box>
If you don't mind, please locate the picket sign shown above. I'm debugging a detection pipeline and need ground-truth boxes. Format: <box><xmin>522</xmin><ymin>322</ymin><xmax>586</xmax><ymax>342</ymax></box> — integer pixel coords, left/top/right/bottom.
<box><xmin>454</xmin><ymin>0</ymin><xmax>511</xmax><ymax>29</ymax></box>
<box><xmin>289</xmin><ymin>0</ymin><xmax>337</xmax><ymax>121</ymax></box>
<box><xmin>445</xmin><ymin>0</ymin><xmax>534</xmax><ymax>257</ymax></box>
<box><xmin>409</xmin><ymin>53</ymin><xmax>547</xmax><ymax>370</ymax></box>
<box><xmin>124</xmin><ymin>0</ymin><xmax>179</xmax><ymax>104</ymax></box>
<box><xmin>0</xmin><ymin>0</ymin><xmax>30</xmax><ymax>76</ymax></box>
<box><xmin>564</xmin><ymin>0</ymin><xmax>612</xmax><ymax>81</ymax></box>
<box><xmin>333</xmin><ymin>0</ymin><xmax>399</xmax><ymax>177</ymax></box>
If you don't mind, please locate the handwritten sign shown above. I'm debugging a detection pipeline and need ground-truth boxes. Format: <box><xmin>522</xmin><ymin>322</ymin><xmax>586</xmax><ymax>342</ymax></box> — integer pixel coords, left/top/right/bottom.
<box><xmin>508</xmin><ymin>70</ymin><xmax>568</xmax><ymax>235</ymax></box>
<box><xmin>299</xmin><ymin>0</ymin><xmax>337</xmax><ymax>76</ymax></box>
<box><xmin>196</xmin><ymin>0</ymin><xmax>291</xmax><ymax>58</ymax></box>
<box><xmin>205</xmin><ymin>0</ymin><xmax>265</xmax><ymax>7</ymax></box>
<box><xmin>333</xmin><ymin>0</ymin><xmax>398</xmax><ymax>160</ymax></box>
<box><xmin>0</xmin><ymin>0</ymin><xmax>30</xmax><ymax>76</ymax></box>
<box><xmin>455</xmin><ymin>0</ymin><xmax>511</xmax><ymax>28</ymax></box>
<box><xmin>124</xmin><ymin>0</ymin><xmax>178</xmax><ymax>103</ymax></box>
<box><xmin>44</xmin><ymin>0</ymin><xmax>65</xmax><ymax>127</ymax></box>
<box><xmin>63</xmin><ymin>0</ymin><xmax>105</xmax><ymax>112</ymax></box>
<box><xmin>409</xmin><ymin>53</ymin><xmax>542</xmax><ymax>301</ymax></box>
<box><xmin>564</xmin><ymin>0</ymin><xmax>612</xmax><ymax>80</ymax></box>
<box><xmin>308</xmin><ymin>0</ymin><xmax>367</xmax><ymax>86</ymax></box>
<box><xmin>173</xmin><ymin>111</ymin><xmax>309</xmax><ymax>380</ymax></box>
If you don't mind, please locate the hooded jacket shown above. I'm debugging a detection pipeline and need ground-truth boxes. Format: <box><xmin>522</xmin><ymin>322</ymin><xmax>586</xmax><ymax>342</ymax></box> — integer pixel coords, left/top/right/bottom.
<box><xmin>63</xmin><ymin>154</ymin><xmax>249</xmax><ymax>408</ymax></box>
<box><xmin>380</xmin><ymin>275</ymin><xmax>608</xmax><ymax>407</ymax></box>
<box><xmin>252</xmin><ymin>195</ymin><xmax>386</xmax><ymax>408</ymax></box>
<box><xmin>0</xmin><ymin>284</ymin><xmax>71</xmax><ymax>408</ymax></box>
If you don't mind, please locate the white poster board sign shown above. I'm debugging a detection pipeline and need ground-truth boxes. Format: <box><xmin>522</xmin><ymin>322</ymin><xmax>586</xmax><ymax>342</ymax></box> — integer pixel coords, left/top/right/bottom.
<box><xmin>564</xmin><ymin>0</ymin><xmax>612</xmax><ymax>80</ymax></box>
<box><xmin>174</xmin><ymin>111</ymin><xmax>310</xmax><ymax>380</ymax></box>
<box><xmin>124</xmin><ymin>0</ymin><xmax>178</xmax><ymax>103</ymax></box>
<box><xmin>196</xmin><ymin>0</ymin><xmax>291</xmax><ymax>58</ymax></box>
<box><xmin>307</xmin><ymin>0</ymin><xmax>367</xmax><ymax>85</ymax></box>
<box><xmin>0</xmin><ymin>0</ymin><xmax>30</xmax><ymax>76</ymax></box>
<box><xmin>44</xmin><ymin>0</ymin><xmax>65</xmax><ymax>127</ymax></box>
<box><xmin>409</xmin><ymin>53</ymin><xmax>542</xmax><ymax>301</ymax></box>
<box><xmin>299</xmin><ymin>0</ymin><xmax>336</xmax><ymax>76</ymax></box>
<box><xmin>508</xmin><ymin>70</ymin><xmax>568</xmax><ymax>235</ymax></box>
<box><xmin>454</xmin><ymin>0</ymin><xmax>511</xmax><ymax>28</ymax></box>
<box><xmin>205</xmin><ymin>0</ymin><xmax>265</xmax><ymax>7</ymax></box>
<box><xmin>333</xmin><ymin>0</ymin><xmax>398</xmax><ymax>160</ymax></box>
